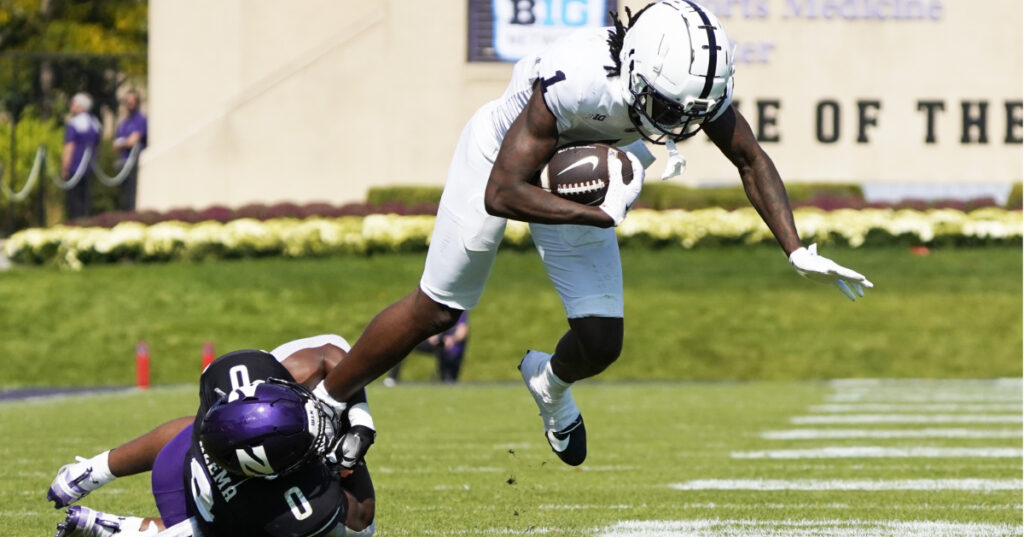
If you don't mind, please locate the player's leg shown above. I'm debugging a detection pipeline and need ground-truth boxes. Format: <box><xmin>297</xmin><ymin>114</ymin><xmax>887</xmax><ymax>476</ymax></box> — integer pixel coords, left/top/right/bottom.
<box><xmin>47</xmin><ymin>417</ymin><xmax>193</xmax><ymax>508</ymax></box>
<box><xmin>550</xmin><ymin>316</ymin><xmax>623</xmax><ymax>382</ymax></box>
<box><xmin>521</xmin><ymin>222</ymin><xmax>624</xmax><ymax>466</ymax></box>
<box><xmin>151</xmin><ymin>424</ymin><xmax>195</xmax><ymax>528</ymax></box>
<box><xmin>323</xmin><ymin>288</ymin><xmax>463</xmax><ymax>399</ymax></box>
<box><xmin>323</xmin><ymin>110</ymin><xmax>503</xmax><ymax>402</ymax></box>
<box><xmin>439</xmin><ymin>342</ymin><xmax>466</xmax><ymax>383</ymax></box>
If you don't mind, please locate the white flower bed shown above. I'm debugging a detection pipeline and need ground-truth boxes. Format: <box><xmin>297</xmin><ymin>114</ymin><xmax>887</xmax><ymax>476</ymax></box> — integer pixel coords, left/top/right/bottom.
<box><xmin>3</xmin><ymin>208</ymin><xmax>1020</xmax><ymax>268</ymax></box>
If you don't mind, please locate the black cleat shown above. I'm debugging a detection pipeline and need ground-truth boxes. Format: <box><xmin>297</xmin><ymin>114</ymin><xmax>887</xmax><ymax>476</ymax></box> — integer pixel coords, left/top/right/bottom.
<box><xmin>545</xmin><ymin>414</ymin><xmax>587</xmax><ymax>466</ymax></box>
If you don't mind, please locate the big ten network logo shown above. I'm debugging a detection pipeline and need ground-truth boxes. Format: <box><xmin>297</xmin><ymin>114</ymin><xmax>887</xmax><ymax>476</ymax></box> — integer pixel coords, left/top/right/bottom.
<box><xmin>493</xmin><ymin>0</ymin><xmax>611</xmax><ymax>60</ymax></box>
<box><xmin>505</xmin><ymin>0</ymin><xmax>603</xmax><ymax>27</ymax></box>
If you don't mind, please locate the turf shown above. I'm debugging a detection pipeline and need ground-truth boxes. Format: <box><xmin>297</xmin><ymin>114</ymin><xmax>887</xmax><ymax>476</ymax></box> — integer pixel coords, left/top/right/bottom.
<box><xmin>0</xmin><ymin>246</ymin><xmax>1020</xmax><ymax>388</ymax></box>
<box><xmin>4</xmin><ymin>379</ymin><xmax>1021</xmax><ymax>536</ymax></box>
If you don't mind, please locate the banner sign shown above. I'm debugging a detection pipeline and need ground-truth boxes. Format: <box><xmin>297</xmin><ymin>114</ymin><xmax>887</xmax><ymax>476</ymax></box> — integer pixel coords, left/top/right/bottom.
<box><xmin>469</xmin><ymin>0</ymin><xmax>617</xmax><ymax>62</ymax></box>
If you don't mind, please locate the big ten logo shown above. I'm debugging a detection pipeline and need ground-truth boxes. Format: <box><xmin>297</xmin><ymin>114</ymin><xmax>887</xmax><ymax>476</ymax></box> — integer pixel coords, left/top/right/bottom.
<box><xmin>508</xmin><ymin>0</ymin><xmax>600</xmax><ymax>27</ymax></box>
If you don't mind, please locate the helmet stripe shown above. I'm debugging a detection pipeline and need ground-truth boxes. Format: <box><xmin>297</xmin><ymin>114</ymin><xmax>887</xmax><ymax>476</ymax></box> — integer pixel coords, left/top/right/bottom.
<box><xmin>677</xmin><ymin>0</ymin><xmax>719</xmax><ymax>99</ymax></box>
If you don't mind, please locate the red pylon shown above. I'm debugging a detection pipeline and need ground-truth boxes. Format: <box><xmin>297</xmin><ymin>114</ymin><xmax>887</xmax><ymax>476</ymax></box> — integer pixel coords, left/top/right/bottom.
<box><xmin>136</xmin><ymin>341</ymin><xmax>150</xmax><ymax>390</ymax></box>
<box><xmin>202</xmin><ymin>342</ymin><xmax>215</xmax><ymax>371</ymax></box>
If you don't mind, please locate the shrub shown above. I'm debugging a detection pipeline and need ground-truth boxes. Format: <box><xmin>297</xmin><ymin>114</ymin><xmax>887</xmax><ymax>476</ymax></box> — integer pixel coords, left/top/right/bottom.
<box><xmin>637</xmin><ymin>182</ymin><xmax>864</xmax><ymax>211</ymax></box>
<box><xmin>1007</xmin><ymin>182</ymin><xmax>1022</xmax><ymax>209</ymax></box>
<box><xmin>366</xmin><ymin>185</ymin><xmax>444</xmax><ymax>206</ymax></box>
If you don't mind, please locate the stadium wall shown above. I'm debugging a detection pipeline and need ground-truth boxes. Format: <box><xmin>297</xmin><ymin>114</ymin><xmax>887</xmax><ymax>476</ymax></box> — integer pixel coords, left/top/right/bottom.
<box><xmin>140</xmin><ymin>0</ymin><xmax>1023</xmax><ymax>211</ymax></box>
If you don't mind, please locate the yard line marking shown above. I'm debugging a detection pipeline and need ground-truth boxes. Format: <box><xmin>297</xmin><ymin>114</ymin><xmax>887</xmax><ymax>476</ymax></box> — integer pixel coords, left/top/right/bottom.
<box><xmin>827</xmin><ymin>393</ymin><xmax>1021</xmax><ymax>403</ymax></box>
<box><xmin>669</xmin><ymin>479</ymin><xmax>1022</xmax><ymax>491</ymax></box>
<box><xmin>538</xmin><ymin>504</ymin><xmax>633</xmax><ymax>510</ymax></box>
<box><xmin>791</xmin><ymin>414</ymin><xmax>1022</xmax><ymax>424</ymax></box>
<box><xmin>829</xmin><ymin>378</ymin><xmax>1021</xmax><ymax>387</ymax></box>
<box><xmin>731</xmin><ymin>447</ymin><xmax>1023</xmax><ymax>459</ymax></box>
<box><xmin>672</xmin><ymin>502</ymin><xmax>1020</xmax><ymax>511</ymax></box>
<box><xmin>825</xmin><ymin>378</ymin><xmax>1021</xmax><ymax>404</ymax></box>
<box><xmin>762</xmin><ymin>428</ymin><xmax>1023</xmax><ymax>440</ymax></box>
<box><xmin>809</xmin><ymin>403</ymin><xmax>1022</xmax><ymax>413</ymax></box>
<box><xmin>597</xmin><ymin>519</ymin><xmax>1023</xmax><ymax>537</ymax></box>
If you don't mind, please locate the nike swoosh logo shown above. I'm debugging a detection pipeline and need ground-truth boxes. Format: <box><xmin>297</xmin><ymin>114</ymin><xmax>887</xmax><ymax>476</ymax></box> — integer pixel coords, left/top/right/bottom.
<box><xmin>558</xmin><ymin>155</ymin><xmax>599</xmax><ymax>176</ymax></box>
<box><xmin>547</xmin><ymin>430</ymin><xmax>570</xmax><ymax>452</ymax></box>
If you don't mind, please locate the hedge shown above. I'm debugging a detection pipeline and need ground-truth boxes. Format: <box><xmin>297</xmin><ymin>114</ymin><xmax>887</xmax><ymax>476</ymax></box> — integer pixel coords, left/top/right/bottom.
<box><xmin>4</xmin><ymin>207</ymin><xmax>1020</xmax><ymax>269</ymax></box>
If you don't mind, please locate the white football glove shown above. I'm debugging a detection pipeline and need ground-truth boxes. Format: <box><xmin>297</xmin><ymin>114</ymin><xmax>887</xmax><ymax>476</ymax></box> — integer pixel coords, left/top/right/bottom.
<box><xmin>789</xmin><ymin>243</ymin><xmax>874</xmax><ymax>301</ymax></box>
<box><xmin>599</xmin><ymin>149</ymin><xmax>645</xmax><ymax>226</ymax></box>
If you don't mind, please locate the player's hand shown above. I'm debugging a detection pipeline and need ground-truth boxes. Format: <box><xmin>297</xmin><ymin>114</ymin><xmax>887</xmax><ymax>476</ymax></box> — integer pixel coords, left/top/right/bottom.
<box><xmin>789</xmin><ymin>243</ymin><xmax>874</xmax><ymax>301</ymax></box>
<box><xmin>338</xmin><ymin>425</ymin><xmax>376</xmax><ymax>469</ymax></box>
<box><xmin>599</xmin><ymin>149</ymin><xmax>645</xmax><ymax>226</ymax></box>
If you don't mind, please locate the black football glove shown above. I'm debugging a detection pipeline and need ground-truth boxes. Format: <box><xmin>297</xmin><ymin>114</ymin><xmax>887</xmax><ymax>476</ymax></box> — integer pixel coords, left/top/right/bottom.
<box><xmin>338</xmin><ymin>425</ymin><xmax>376</xmax><ymax>469</ymax></box>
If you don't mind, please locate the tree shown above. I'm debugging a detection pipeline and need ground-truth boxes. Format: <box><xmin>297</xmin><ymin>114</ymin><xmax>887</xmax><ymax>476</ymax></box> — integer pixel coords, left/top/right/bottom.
<box><xmin>0</xmin><ymin>0</ymin><xmax>147</xmax><ymax>231</ymax></box>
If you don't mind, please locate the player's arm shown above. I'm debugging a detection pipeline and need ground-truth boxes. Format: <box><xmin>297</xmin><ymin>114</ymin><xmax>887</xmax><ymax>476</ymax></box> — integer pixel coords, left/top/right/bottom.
<box><xmin>281</xmin><ymin>344</ymin><xmax>346</xmax><ymax>388</ymax></box>
<box><xmin>704</xmin><ymin>106</ymin><xmax>802</xmax><ymax>254</ymax></box>
<box><xmin>61</xmin><ymin>141</ymin><xmax>74</xmax><ymax>178</ymax></box>
<box><xmin>484</xmin><ymin>80</ymin><xmax>615</xmax><ymax>228</ymax></box>
<box><xmin>284</xmin><ymin>341</ymin><xmax>377</xmax><ymax>470</ymax></box>
<box><xmin>705</xmin><ymin>107</ymin><xmax>873</xmax><ymax>300</ymax></box>
<box><xmin>114</xmin><ymin>131</ymin><xmax>142</xmax><ymax>150</ymax></box>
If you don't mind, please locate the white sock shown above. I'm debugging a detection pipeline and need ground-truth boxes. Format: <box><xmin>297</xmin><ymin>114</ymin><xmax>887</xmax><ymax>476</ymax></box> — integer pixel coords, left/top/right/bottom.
<box><xmin>117</xmin><ymin>516</ymin><xmax>160</xmax><ymax>537</ymax></box>
<box><xmin>543</xmin><ymin>360</ymin><xmax>571</xmax><ymax>398</ymax></box>
<box><xmin>86</xmin><ymin>451</ymin><xmax>117</xmax><ymax>485</ymax></box>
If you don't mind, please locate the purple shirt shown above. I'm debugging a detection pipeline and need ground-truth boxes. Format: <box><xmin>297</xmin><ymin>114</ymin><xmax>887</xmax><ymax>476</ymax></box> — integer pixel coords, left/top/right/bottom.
<box><xmin>115</xmin><ymin>111</ymin><xmax>148</xmax><ymax>159</ymax></box>
<box><xmin>64</xmin><ymin>113</ymin><xmax>101</xmax><ymax>172</ymax></box>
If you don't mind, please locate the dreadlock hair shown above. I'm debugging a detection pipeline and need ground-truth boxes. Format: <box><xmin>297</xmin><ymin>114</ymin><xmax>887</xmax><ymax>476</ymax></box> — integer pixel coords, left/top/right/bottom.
<box><xmin>604</xmin><ymin>3</ymin><xmax>655</xmax><ymax>79</ymax></box>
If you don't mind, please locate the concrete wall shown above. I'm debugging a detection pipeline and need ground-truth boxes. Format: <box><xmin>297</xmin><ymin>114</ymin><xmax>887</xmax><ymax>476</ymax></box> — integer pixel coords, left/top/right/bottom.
<box><xmin>140</xmin><ymin>0</ymin><xmax>1022</xmax><ymax>210</ymax></box>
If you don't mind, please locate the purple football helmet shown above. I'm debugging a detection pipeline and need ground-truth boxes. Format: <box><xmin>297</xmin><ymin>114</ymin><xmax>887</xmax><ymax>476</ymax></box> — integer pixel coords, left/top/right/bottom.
<box><xmin>199</xmin><ymin>378</ymin><xmax>338</xmax><ymax>478</ymax></box>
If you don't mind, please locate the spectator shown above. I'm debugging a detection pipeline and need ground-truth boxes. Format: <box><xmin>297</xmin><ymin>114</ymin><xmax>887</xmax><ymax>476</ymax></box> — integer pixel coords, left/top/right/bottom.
<box><xmin>385</xmin><ymin>311</ymin><xmax>469</xmax><ymax>386</ymax></box>
<box><xmin>112</xmin><ymin>90</ymin><xmax>147</xmax><ymax>212</ymax></box>
<box><xmin>62</xmin><ymin>92</ymin><xmax>101</xmax><ymax>220</ymax></box>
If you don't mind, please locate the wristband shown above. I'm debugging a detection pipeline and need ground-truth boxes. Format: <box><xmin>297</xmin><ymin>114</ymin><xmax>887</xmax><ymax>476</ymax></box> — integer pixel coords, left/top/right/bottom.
<box><xmin>346</xmin><ymin>402</ymin><xmax>375</xmax><ymax>430</ymax></box>
<box><xmin>313</xmin><ymin>380</ymin><xmax>347</xmax><ymax>413</ymax></box>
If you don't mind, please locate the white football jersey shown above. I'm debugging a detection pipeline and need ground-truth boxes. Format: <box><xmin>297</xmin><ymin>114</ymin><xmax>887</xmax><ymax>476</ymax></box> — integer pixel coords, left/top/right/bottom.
<box><xmin>483</xmin><ymin>27</ymin><xmax>640</xmax><ymax>152</ymax></box>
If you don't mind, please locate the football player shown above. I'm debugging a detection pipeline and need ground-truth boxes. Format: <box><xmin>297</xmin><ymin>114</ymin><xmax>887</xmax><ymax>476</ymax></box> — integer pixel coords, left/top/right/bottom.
<box><xmin>46</xmin><ymin>335</ymin><xmax>376</xmax><ymax>537</ymax></box>
<box><xmin>314</xmin><ymin>0</ymin><xmax>873</xmax><ymax>467</ymax></box>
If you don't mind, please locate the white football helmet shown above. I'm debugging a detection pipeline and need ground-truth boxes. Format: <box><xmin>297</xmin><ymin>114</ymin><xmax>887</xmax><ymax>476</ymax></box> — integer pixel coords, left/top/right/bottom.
<box><xmin>619</xmin><ymin>0</ymin><xmax>735</xmax><ymax>143</ymax></box>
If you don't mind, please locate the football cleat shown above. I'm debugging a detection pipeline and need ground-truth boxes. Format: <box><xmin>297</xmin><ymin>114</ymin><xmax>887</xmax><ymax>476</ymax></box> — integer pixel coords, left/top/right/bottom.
<box><xmin>519</xmin><ymin>350</ymin><xmax>587</xmax><ymax>466</ymax></box>
<box><xmin>47</xmin><ymin>458</ymin><xmax>106</xmax><ymax>508</ymax></box>
<box><xmin>55</xmin><ymin>506</ymin><xmax>124</xmax><ymax>537</ymax></box>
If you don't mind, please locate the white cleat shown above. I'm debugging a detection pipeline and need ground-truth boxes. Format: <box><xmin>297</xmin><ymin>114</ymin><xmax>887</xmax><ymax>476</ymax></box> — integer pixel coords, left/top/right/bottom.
<box><xmin>519</xmin><ymin>350</ymin><xmax>587</xmax><ymax>466</ymax></box>
<box><xmin>47</xmin><ymin>458</ymin><xmax>106</xmax><ymax>509</ymax></box>
<box><xmin>55</xmin><ymin>506</ymin><xmax>125</xmax><ymax>537</ymax></box>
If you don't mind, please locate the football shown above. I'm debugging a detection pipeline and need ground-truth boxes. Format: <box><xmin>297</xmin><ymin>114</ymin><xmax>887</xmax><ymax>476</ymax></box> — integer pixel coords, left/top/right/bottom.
<box><xmin>537</xmin><ymin>144</ymin><xmax>632</xmax><ymax>206</ymax></box>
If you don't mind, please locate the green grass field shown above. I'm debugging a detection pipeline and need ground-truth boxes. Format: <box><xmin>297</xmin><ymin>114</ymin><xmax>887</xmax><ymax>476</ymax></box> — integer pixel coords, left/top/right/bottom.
<box><xmin>3</xmin><ymin>379</ymin><xmax>1021</xmax><ymax>536</ymax></box>
<box><xmin>0</xmin><ymin>246</ymin><xmax>1020</xmax><ymax>387</ymax></box>
<box><xmin>1</xmin><ymin>246</ymin><xmax>1020</xmax><ymax>535</ymax></box>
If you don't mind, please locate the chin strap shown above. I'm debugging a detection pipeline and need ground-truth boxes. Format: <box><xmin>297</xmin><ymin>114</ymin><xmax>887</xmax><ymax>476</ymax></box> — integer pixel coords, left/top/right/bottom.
<box><xmin>661</xmin><ymin>139</ymin><xmax>686</xmax><ymax>180</ymax></box>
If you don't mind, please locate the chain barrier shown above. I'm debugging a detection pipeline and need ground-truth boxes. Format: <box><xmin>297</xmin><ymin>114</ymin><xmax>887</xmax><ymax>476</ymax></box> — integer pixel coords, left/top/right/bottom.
<box><xmin>0</xmin><ymin>143</ymin><xmax>139</xmax><ymax>206</ymax></box>
<box><xmin>0</xmin><ymin>146</ymin><xmax>45</xmax><ymax>202</ymax></box>
<box><xmin>49</xmin><ymin>146</ymin><xmax>93</xmax><ymax>191</ymax></box>
<box><xmin>92</xmin><ymin>144</ymin><xmax>140</xmax><ymax>187</ymax></box>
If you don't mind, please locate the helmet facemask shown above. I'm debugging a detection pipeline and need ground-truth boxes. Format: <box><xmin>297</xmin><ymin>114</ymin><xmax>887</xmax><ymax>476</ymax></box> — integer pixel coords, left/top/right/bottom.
<box><xmin>265</xmin><ymin>378</ymin><xmax>341</xmax><ymax>472</ymax></box>
<box><xmin>627</xmin><ymin>73</ymin><xmax>727</xmax><ymax>144</ymax></box>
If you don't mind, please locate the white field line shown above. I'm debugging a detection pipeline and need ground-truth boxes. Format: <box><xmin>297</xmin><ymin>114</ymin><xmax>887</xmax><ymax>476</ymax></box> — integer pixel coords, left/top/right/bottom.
<box><xmin>731</xmin><ymin>447</ymin><xmax>1023</xmax><ymax>459</ymax></box>
<box><xmin>827</xmin><ymin>393</ymin><xmax>1021</xmax><ymax>403</ymax></box>
<box><xmin>538</xmin><ymin>504</ymin><xmax>633</xmax><ymax>510</ymax></box>
<box><xmin>597</xmin><ymin>519</ymin><xmax>1023</xmax><ymax>537</ymax></box>
<box><xmin>828</xmin><ymin>378</ymin><xmax>1022</xmax><ymax>388</ymax></box>
<box><xmin>791</xmin><ymin>414</ymin><xmax>1022</xmax><ymax>424</ymax></box>
<box><xmin>809</xmin><ymin>403</ymin><xmax>1022</xmax><ymax>413</ymax></box>
<box><xmin>669</xmin><ymin>479</ymin><xmax>1023</xmax><ymax>491</ymax></box>
<box><xmin>762</xmin><ymin>428</ymin><xmax>1023</xmax><ymax>440</ymax></box>
<box><xmin>646</xmin><ymin>502</ymin><xmax>1021</xmax><ymax>511</ymax></box>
